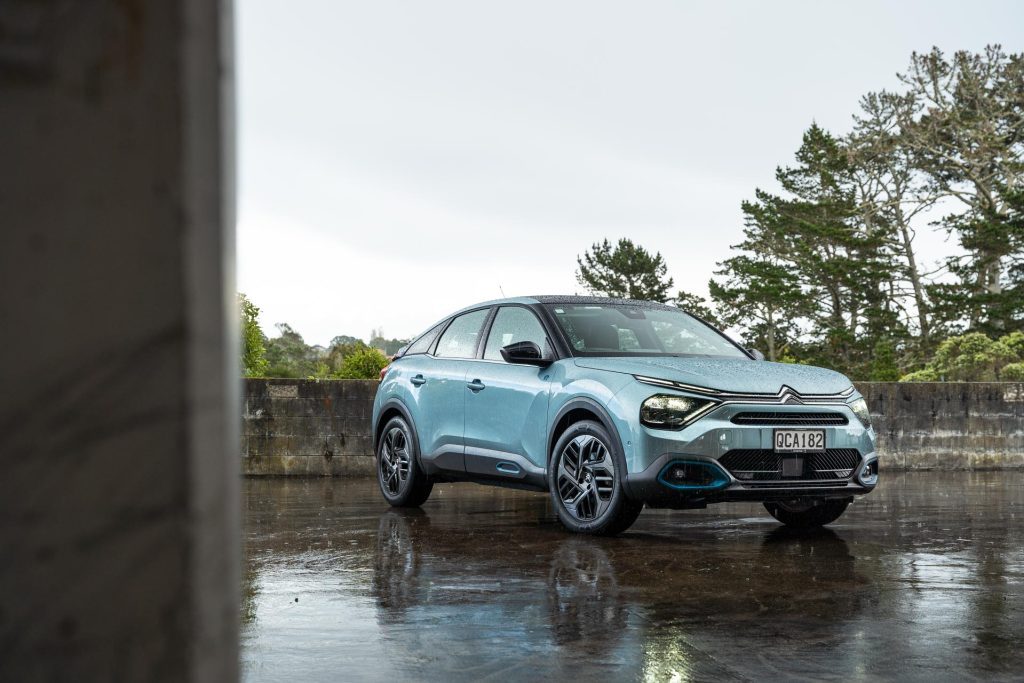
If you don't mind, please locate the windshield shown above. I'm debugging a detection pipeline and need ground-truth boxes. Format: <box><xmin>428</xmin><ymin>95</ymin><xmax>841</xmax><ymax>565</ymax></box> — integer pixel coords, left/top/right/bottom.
<box><xmin>546</xmin><ymin>304</ymin><xmax>749</xmax><ymax>359</ymax></box>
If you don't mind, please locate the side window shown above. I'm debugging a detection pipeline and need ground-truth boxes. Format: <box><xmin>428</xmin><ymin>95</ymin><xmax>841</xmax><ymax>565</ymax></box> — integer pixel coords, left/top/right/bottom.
<box><xmin>404</xmin><ymin>321</ymin><xmax>445</xmax><ymax>355</ymax></box>
<box><xmin>434</xmin><ymin>309</ymin><xmax>489</xmax><ymax>359</ymax></box>
<box><xmin>484</xmin><ymin>307</ymin><xmax>549</xmax><ymax>360</ymax></box>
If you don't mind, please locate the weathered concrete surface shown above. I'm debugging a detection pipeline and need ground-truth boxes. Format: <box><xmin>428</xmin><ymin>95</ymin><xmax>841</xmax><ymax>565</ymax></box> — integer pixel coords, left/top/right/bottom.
<box><xmin>241</xmin><ymin>473</ymin><xmax>1024</xmax><ymax>681</ymax></box>
<box><xmin>0</xmin><ymin>2</ymin><xmax>238</xmax><ymax>680</ymax></box>
<box><xmin>243</xmin><ymin>379</ymin><xmax>377</xmax><ymax>476</ymax></box>
<box><xmin>244</xmin><ymin>379</ymin><xmax>1024</xmax><ymax>474</ymax></box>
<box><xmin>859</xmin><ymin>382</ymin><xmax>1024</xmax><ymax>470</ymax></box>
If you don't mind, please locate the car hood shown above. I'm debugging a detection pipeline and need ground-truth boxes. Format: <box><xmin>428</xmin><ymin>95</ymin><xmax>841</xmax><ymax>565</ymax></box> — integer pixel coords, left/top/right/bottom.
<box><xmin>573</xmin><ymin>356</ymin><xmax>853</xmax><ymax>395</ymax></box>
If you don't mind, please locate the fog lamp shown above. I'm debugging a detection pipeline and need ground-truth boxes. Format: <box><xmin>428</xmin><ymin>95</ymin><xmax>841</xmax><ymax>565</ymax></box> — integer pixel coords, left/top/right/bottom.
<box><xmin>657</xmin><ymin>460</ymin><xmax>730</xmax><ymax>491</ymax></box>
<box><xmin>858</xmin><ymin>460</ymin><xmax>879</xmax><ymax>486</ymax></box>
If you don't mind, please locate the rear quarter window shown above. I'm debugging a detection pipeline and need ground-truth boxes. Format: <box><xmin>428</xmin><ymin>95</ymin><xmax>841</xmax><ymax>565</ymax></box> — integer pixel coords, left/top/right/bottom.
<box><xmin>404</xmin><ymin>321</ymin><xmax>446</xmax><ymax>355</ymax></box>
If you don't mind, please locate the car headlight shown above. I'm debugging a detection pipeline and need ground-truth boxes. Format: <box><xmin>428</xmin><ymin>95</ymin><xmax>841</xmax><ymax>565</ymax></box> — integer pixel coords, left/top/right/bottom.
<box><xmin>849</xmin><ymin>397</ymin><xmax>871</xmax><ymax>428</ymax></box>
<box><xmin>640</xmin><ymin>395</ymin><xmax>715</xmax><ymax>429</ymax></box>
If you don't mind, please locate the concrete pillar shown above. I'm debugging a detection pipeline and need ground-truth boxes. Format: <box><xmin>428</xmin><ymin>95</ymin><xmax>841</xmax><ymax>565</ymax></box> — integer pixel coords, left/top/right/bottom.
<box><xmin>0</xmin><ymin>1</ymin><xmax>238</xmax><ymax>680</ymax></box>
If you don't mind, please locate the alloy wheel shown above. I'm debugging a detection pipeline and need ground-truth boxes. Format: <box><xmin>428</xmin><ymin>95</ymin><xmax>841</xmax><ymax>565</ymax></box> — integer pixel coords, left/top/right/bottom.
<box><xmin>379</xmin><ymin>426</ymin><xmax>411</xmax><ymax>495</ymax></box>
<box><xmin>556</xmin><ymin>434</ymin><xmax>616</xmax><ymax>521</ymax></box>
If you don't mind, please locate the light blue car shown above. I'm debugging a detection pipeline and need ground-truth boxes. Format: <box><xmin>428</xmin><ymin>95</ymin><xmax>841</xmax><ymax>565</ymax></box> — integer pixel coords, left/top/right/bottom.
<box><xmin>372</xmin><ymin>296</ymin><xmax>878</xmax><ymax>535</ymax></box>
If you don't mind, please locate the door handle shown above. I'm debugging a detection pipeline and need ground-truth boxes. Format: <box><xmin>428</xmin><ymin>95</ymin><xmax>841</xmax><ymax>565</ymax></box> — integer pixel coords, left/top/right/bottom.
<box><xmin>466</xmin><ymin>379</ymin><xmax>485</xmax><ymax>392</ymax></box>
<box><xmin>410</xmin><ymin>374</ymin><xmax>426</xmax><ymax>386</ymax></box>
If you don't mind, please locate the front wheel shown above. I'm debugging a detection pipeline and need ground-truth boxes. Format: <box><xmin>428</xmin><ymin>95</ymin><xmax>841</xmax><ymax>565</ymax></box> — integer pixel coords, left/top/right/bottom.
<box><xmin>377</xmin><ymin>416</ymin><xmax>433</xmax><ymax>507</ymax></box>
<box><xmin>764</xmin><ymin>498</ymin><xmax>850</xmax><ymax>529</ymax></box>
<box><xmin>549</xmin><ymin>420</ymin><xmax>643</xmax><ymax>536</ymax></box>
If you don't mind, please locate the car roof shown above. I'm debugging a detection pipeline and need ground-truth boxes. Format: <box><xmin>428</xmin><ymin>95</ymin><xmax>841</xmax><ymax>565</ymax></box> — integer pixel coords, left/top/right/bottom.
<box><xmin>448</xmin><ymin>295</ymin><xmax>677</xmax><ymax>315</ymax></box>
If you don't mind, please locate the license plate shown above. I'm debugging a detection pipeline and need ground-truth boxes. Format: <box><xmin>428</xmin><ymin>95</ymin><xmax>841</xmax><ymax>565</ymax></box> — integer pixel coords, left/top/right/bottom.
<box><xmin>774</xmin><ymin>429</ymin><xmax>825</xmax><ymax>453</ymax></box>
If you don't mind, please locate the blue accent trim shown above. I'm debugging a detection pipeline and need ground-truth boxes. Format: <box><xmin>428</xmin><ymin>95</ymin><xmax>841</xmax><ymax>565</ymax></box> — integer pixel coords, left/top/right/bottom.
<box><xmin>657</xmin><ymin>459</ymin><xmax>731</xmax><ymax>491</ymax></box>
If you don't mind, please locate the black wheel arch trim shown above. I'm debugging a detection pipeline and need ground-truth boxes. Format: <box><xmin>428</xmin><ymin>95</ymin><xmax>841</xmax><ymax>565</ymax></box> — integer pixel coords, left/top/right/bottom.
<box><xmin>548</xmin><ymin>397</ymin><xmax>637</xmax><ymax>499</ymax></box>
<box><xmin>374</xmin><ymin>398</ymin><xmax>420</xmax><ymax>462</ymax></box>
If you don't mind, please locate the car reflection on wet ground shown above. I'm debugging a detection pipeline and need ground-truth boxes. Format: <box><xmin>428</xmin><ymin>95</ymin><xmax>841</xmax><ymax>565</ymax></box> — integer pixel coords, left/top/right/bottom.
<box><xmin>241</xmin><ymin>472</ymin><xmax>1024</xmax><ymax>682</ymax></box>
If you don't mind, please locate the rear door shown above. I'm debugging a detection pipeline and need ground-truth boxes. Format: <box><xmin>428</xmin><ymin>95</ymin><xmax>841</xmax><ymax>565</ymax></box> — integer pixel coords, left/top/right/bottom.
<box><xmin>412</xmin><ymin>308</ymin><xmax>490</xmax><ymax>474</ymax></box>
<box><xmin>464</xmin><ymin>305</ymin><xmax>553</xmax><ymax>477</ymax></box>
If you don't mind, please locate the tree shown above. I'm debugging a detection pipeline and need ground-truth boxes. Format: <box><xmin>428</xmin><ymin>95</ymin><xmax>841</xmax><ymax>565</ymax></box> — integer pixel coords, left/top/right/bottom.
<box><xmin>368</xmin><ymin>328</ymin><xmax>409</xmax><ymax>356</ymax></box>
<box><xmin>330</xmin><ymin>335</ymin><xmax>362</xmax><ymax>347</ymax></box>
<box><xmin>897</xmin><ymin>46</ymin><xmax>1024</xmax><ymax>334</ymax></box>
<box><xmin>264</xmin><ymin>323</ymin><xmax>319</xmax><ymax>378</ymax></box>
<box><xmin>238</xmin><ymin>293</ymin><xmax>268</xmax><ymax>377</ymax></box>
<box><xmin>324</xmin><ymin>339</ymin><xmax>369</xmax><ymax>375</ymax></box>
<box><xmin>576</xmin><ymin>238</ymin><xmax>674</xmax><ymax>302</ymax></box>
<box><xmin>850</xmin><ymin>90</ymin><xmax>940</xmax><ymax>347</ymax></box>
<box><xmin>710</xmin><ymin>254</ymin><xmax>808</xmax><ymax>362</ymax></box>
<box><xmin>721</xmin><ymin>125</ymin><xmax>902</xmax><ymax>374</ymax></box>
<box><xmin>869</xmin><ymin>340</ymin><xmax>901</xmax><ymax>381</ymax></box>
<box><xmin>673</xmin><ymin>290</ymin><xmax>718</xmax><ymax>325</ymax></box>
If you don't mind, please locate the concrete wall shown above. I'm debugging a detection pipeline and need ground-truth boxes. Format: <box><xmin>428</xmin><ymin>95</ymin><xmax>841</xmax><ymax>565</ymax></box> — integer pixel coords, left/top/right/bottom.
<box><xmin>858</xmin><ymin>382</ymin><xmax>1024</xmax><ymax>470</ymax></box>
<box><xmin>243</xmin><ymin>379</ymin><xmax>1024</xmax><ymax>475</ymax></box>
<box><xmin>244</xmin><ymin>379</ymin><xmax>378</xmax><ymax>476</ymax></box>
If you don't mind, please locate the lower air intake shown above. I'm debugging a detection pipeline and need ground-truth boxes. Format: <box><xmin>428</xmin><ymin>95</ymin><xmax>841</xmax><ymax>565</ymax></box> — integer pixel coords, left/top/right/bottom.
<box><xmin>718</xmin><ymin>448</ymin><xmax>861</xmax><ymax>482</ymax></box>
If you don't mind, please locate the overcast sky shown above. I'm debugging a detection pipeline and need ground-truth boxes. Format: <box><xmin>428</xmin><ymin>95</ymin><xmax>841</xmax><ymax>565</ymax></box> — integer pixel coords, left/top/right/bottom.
<box><xmin>237</xmin><ymin>0</ymin><xmax>1023</xmax><ymax>346</ymax></box>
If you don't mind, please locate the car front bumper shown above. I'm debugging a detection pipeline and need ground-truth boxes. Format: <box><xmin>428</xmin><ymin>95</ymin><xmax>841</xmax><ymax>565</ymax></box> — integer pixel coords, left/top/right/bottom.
<box><xmin>618</xmin><ymin>397</ymin><xmax>879</xmax><ymax>508</ymax></box>
<box><xmin>624</xmin><ymin>450</ymin><xmax>878</xmax><ymax>508</ymax></box>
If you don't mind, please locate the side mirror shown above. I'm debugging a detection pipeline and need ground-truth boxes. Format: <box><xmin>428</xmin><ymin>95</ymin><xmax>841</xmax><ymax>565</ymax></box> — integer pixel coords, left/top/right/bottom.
<box><xmin>748</xmin><ymin>348</ymin><xmax>766</xmax><ymax>361</ymax></box>
<box><xmin>500</xmin><ymin>341</ymin><xmax>552</xmax><ymax>366</ymax></box>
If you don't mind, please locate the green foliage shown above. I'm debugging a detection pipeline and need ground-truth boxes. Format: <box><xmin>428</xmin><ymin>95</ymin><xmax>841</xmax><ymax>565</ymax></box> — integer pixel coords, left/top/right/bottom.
<box><xmin>710</xmin><ymin>253</ymin><xmax>808</xmax><ymax>362</ymax></box>
<box><xmin>1002</xmin><ymin>363</ymin><xmax>1024</xmax><ymax>381</ymax></box>
<box><xmin>869</xmin><ymin>340</ymin><xmax>901</xmax><ymax>381</ymax></box>
<box><xmin>238</xmin><ymin>293</ymin><xmax>268</xmax><ymax>377</ymax></box>
<box><xmin>264</xmin><ymin>323</ymin><xmax>319</xmax><ymax>378</ymax></box>
<box><xmin>1002</xmin><ymin>331</ymin><xmax>1024</xmax><ymax>359</ymax></box>
<box><xmin>368</xmin><ymin>327</ymin><xmax>409</xmax><ymax>356</ymax></box>
<box><xmin>337</xmin><ymin>347</ymin><xmax>390</xmax><ymax>379</ymax></box>
<box><xmin>576</xmin><ymin>238</ymin><xmax>674</xmax><ymax>302</ymax></box>
<box><xmin>703</xmin><ymin>47</ymin><xmax>1024</xmax><ymax>378</ymax></box>
<box><xmin>897</xmin><ymin>47</ymin><xmax>1024</xmax><ymax>335</ymax></box>
<box><xmin>711</xmin><ymin>125</ymin><xmax>900</xmax><ymax>374</ymax></box>
<box><xmin>901</xmin><ymin>331</ymin><xmax>1023</xmax><ymax>381</ymax></box>
<box><xmin>673</xmin><ymin>290</ymin><xmax>718</xmax><ymax>325</ymax></box>
<box><xmin>900</xmin><ymin>367</ymin><xmax>939</xmax><ymax>382</ymax></box>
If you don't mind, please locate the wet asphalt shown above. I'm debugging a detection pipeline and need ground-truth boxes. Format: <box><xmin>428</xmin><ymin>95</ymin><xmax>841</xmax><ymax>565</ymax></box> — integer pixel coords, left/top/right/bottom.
<box><xmin>241</xmin><ymin>472</ymin><xmax>1024</xmax><ymax>682</ymax></box>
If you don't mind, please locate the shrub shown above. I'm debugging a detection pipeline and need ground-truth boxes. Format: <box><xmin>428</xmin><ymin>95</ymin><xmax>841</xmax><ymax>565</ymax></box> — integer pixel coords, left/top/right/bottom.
<box><xmin>1002</xmin><ymin>363</ymin><xmax>1024</xmax><ymax>382</ymax></box>
<box><xmin>1001</xmin><ymin>332</ymin><xmax>1024</xmax><ymax>360</ymax></box>
<box><xmin>900</xmin><ymin>367</ymin><xmax>939</xmax><ymax>382</ymax></box>
<box><xmin>337</xmin><ymin>347</ymin><xmax>390</xmax><ymax>379</ymax></box>
<box><xmin>901</xmin><ymin>331</ymin><xmax>1024</xmax><ymax>382</ymax></box>
<box><xmin>239</xmin><ymin>293</ymin><xmax>268</xmax><ymax>377</ymax></box>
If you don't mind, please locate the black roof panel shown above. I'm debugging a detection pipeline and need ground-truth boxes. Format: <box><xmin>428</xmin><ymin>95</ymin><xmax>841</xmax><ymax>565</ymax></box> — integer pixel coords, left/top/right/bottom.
<box><xmin>530</xmin><ymin>295</ymin><xmax>677</xmax><ymax>310</ymax></box>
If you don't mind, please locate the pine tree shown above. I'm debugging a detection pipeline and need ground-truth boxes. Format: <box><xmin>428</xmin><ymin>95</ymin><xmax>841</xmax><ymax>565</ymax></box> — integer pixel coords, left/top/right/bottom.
<box><xmin>576</xmin><ymin>238</ymin><xmax>674</xmax><ymax>302</ymax></box>
<box><xmin>897</xmin><ymin>46</ymin><xmax>1024</xmax><ymax>333</ymax></box>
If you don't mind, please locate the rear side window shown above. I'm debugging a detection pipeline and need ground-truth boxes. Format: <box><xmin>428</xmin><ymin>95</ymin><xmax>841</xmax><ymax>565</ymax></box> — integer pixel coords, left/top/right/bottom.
<box><xmin>404</xmin><ymin>321</ymin><xmax>445</xmax><ymax>356</ymax></box>
<box><xmin>484</xmin><ymin>306</ymin><xmax>549</xmax><ymax>360</ymax></box>
<box><xmin>434</xmin><ymin>309</ymin><xmax>489</xmax><ymax>359</ymax></box>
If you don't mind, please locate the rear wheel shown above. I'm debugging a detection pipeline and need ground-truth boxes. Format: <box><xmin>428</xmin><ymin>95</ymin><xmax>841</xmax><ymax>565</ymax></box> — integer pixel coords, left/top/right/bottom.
<box><xmin>377</xmin><ymin>416</ymin><xmax>433</xmax><ymax>507</ymax></box>
<box><xmin>764</xmin><ymin>498</ymin><xmax>850</xmax><ymax>529</ymax></box>
<box><xmin>549</xmin><ymin>420</ymin><xmax>643</xmax><ymax>536</ymax></box>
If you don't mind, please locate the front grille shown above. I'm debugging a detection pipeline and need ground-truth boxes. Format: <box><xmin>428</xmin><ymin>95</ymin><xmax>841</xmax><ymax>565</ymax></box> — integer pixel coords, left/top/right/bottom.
<box><xmin>731</xmin><ymin>412</ymin><xmax>848</xmax><ymax>426</ymax></box>
<box><xmin>718</xmin><ymin>448</ymin><xmax>861</xmax><ymax>482</ymax></box>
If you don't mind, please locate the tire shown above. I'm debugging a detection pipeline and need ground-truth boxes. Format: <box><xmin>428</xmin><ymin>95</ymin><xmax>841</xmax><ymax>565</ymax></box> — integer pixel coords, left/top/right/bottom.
<box><xmin>376</xmin><ymin>416</ymin><xmax>433</xmax><ymax>507</ymax></box>
<box><xmin>764</xmin><ymin>498</ymin><xmax>851</xmax><ymax>529</ymax></box>
<box><xmin>548</xmin><ymin>420</ymin><xmax>643</xmax><ymax>536</ymax></box>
